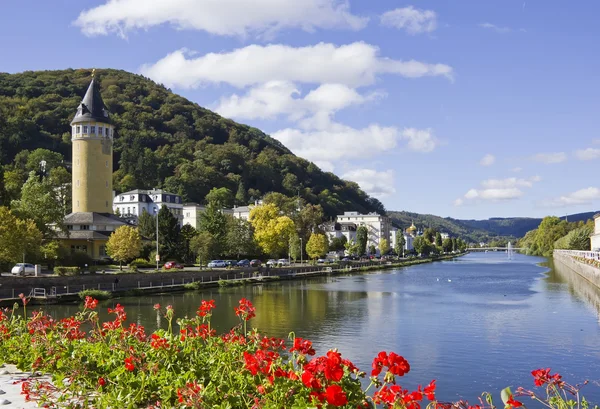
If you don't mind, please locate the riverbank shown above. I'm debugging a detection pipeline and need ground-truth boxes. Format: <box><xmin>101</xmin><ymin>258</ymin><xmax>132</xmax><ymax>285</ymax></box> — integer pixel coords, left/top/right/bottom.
<box><xmin>553</xmin><ymin>250</ymin><xmax>600</xmax><ymax>289</ymax></box>
<box><xmin>0</xmin><ymin>253</ymin><xmax>464</xmax><ymax>307</ymax></box>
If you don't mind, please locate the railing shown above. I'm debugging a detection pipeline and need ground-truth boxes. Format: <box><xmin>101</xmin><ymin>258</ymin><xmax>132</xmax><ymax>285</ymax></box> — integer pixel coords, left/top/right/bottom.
<box><xmin>554</xmin><ymin>249</ymin><xmax>600</xmax><ymax>261</ymax></box>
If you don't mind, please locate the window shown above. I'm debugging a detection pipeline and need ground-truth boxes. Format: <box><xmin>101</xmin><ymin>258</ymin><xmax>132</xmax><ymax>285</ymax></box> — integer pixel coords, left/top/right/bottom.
<box><xmin>127</xmin><ymin>207</ymin><xmax>130</xmax><ymax>214</ymax></box>
<box><xmin>81</xmin><ymin>225</ymin><xmax>90</xmax><ymax>230</ymax></box>
<box><xmin>91</xmin><ymin>126</ymin><xmax>95</xmax><ymax>134</ymax></box>
<box><xmin>98</xmin><ymin>127</ymin><xmax>103</xmax><ymax>135</ymax></box>
<box><xmin>83</xmin><ymin>126</ymin><xmax>88</xmax><ymax>134</ymax></box>
<box><xmin>76</xmin><ymin>126</ymin><xmax>81</xmax><ymax>134</ymax></box>
<box><xmin>186</xmin><ymin>212</ymin><xmax>190</xmax><ymax>217</ymax></box>
<box><xmin>105</xmin><ymin>181</ymin><xmax>108</xmax><ymax>188</ymax></box>
<box><xmin>100</xmin><ymin>246</ymin><xmax>107</xmax><ymax>257</ymax></box>
<box><xmin>106</xmin><ymin>128</ymin><xmax>110</xmax><ymax>137</ymax></box>
<box><xmin>130</xmin><ymin>195</ymin><xmax>135</xmax><ymax>201</ymax></box>
<box><xmin>166</xmin><ymin>196</ymin><xmax>170</xmax><ymax>203</ymax></box>
<box><xmin>67</xmin><ymin>225</ymin><xmax>73</xmax><ymax>230</ymax></box>
<box><xmin>120</xmin><ymin>196</ymin><xmax>124</xmax><ymax>202</ymax></box>
<box><xmin>105</xmin><ymin>160</ymin><xmax>108</xmax><ymax>168</ymax></box>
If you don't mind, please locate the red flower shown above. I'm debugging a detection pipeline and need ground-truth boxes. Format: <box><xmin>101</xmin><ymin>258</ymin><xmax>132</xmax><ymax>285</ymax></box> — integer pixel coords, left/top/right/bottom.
<box><xmin>387</xmin><ymin>352</ymin><xmax>410</xmax><ymax>377</ymax></box>
<box><xmin>18</xmin><ymin>293</ymin><xmax>29</xmax><ymax>306</ymax></box>
<box><xmin>197</xmin><ymin>299</ymin><xmax>216</xmax><ymax>317</ymax></box>
<box><xmin>98</xmin><ymin>377</ymin><xmax>106</xmax><ymax>387</ymax></box>
<box><xmin>150</xmin><ymin>333</ymin><xmax>169</xmax><ymax>349</ymax></box>
<box><xmin>290</xmin><ymin>337</ymin><xmax>316</xmax><ymax>356</ymax></box>
<box><xmin>301</xmin><ymin>369</ymin><xmax>321</xmax><ymax>389</ymax></box>
<box><xmin>153</xmin><ymin>303</ymin><xmax>161</xmax><ymax>311</ymax></box>
<box><xmin>234</xmin><ymin>298</ymin><xmax>256</xmax><ymax>321</ymax></box>
<box><xmin>507</xmin><ymin>395</ymin><xmax>523</xmax><ymax>408</ymax></box>
<box><xmin>423</xmin><ymin>380</ymin><xmax>436</xmax><ymax>400</ymax></box>
<box><xmin>324</xmin><ymin>350</ymin><xmax>344</xmax><ymax>382</ymax></box>
<box><xmin>531</xmin><ymin>368</ymin><xmax>562</xmax><ymax>387</ymax></box>
<box><xmin>84</xmin><ymin>296</ymin><xmax>98</xmax><ymax>310</ymax></box>
<box><xmin>257</xmin><ymin>385</ymin><xmax>266</xmax><ymax>395</ymax></box>
<box><xmin>124</xmin><ymin>356</ymin><xmax>135</xmax><ymax>372</ymax></box>
<box><xmin>325</xmin><ymin>384</ymin><xmax>348</xmax><ymax>406</ymax></box>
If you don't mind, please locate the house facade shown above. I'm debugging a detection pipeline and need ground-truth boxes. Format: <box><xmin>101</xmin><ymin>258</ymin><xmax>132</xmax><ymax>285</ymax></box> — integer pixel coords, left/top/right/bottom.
<box><xmin>113</xmin><ymin>189</ymin><xmax>184</xmax><ymax>226</ymax></box>
<box><xmin>591</xmin><ymin>214</ymin><xmax>600</xmax><ymax>251</ymax></box>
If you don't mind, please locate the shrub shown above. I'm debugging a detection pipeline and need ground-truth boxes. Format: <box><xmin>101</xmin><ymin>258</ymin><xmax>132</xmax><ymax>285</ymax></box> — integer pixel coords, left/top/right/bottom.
<box><xmin>78</xmin><ymin>289</ymin><xmax>112</xmax><ymax>300</ymax></box>
<box><xmin>53</xmin><ymin>266</ymin><xmax>81</xmax><ymax>276</ymax></box>
<box><xmin>130</xmin><ymin>258</ymin><xmax>153</xmax><ymax>268</ymax></box>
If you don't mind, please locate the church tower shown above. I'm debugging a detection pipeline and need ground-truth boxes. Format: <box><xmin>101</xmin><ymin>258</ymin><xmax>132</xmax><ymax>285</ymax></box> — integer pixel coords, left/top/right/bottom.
<box><xmin>71</xmin><ymin>70</ymin><xmax>114</xmax><ymax>213</ymax></box>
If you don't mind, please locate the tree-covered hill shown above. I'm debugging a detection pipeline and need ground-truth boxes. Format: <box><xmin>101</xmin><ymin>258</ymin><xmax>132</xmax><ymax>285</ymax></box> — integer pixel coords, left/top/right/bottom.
<box><xmin>388</xmin><ymin>210</ymin><xmax>599</xmax><ymax>243</ymax></box>
<box><xmin>0</xmin><ymin>68</ymin><xmax>385</xmax><ymax>216</ymax></box>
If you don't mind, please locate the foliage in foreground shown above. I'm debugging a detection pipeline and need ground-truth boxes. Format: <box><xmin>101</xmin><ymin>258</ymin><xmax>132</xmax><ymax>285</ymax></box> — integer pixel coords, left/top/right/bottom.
<box><xmin>0</xmin><ymin>295</ymin><xmax>596</xmax><ymax>409</ymax></box>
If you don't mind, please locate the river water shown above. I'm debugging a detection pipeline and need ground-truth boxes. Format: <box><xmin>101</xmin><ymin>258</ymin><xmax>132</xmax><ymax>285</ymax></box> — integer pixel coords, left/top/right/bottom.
<box><xmin>42</xmin><ymin>252</ymin><xmax>600</xmax><ymax>404</ymax></box>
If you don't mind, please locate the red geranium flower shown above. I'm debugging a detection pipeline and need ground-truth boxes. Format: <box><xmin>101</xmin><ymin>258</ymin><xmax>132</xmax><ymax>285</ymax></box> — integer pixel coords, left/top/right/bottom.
<box><xmin>423</xmin><ymin>380</ymin><xmax>436</xmax><ymax>400</ymax></box>
<box><xmin>197</xmin><ymin>299</ymin><xmax>216</xmax><ymax>317</ymax></box>
<box><xmin>507</xmin><ymin>395</ymin><xmax>523</xmax><ymax>408</ymax></box>
<box><xmin>326</xmin><ymin>384</ymin><xmax>348</xmax><ymax>407</ymax></box>
<box><xmin>84</xmin><ymin>296</ymin><xmax>98</xmax><ymax>310</ymax></box>
<box><xmin>98</xmin><ymin>377</ymin><xmax>106</xmax><ymax>387</ymax></box>
<box><xmin>124</xmin><ymin>356</ymin><xmax>135</xmax><ymax>372</ymax></box>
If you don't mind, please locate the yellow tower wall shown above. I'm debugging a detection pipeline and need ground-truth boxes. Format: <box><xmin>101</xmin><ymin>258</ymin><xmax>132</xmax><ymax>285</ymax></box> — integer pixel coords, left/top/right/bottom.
<box><xmin>72</xmin><ymin>121</ymin><xmax>113</xmax><ymax>213</ymax></box>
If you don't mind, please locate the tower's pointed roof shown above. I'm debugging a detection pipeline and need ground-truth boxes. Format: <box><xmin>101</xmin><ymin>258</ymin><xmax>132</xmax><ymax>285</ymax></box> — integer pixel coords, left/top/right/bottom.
<box><xmin>71</xmin><ymin>71</ymin><xmax>111</xmax><ymax>125</ymax></box>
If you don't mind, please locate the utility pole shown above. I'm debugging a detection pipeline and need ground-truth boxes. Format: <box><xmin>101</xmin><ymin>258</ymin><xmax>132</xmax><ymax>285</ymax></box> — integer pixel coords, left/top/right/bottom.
<box><xmin>300</xmin><ymin>237</ymin><xmax>303</xmax><ymax>265</ymax></box>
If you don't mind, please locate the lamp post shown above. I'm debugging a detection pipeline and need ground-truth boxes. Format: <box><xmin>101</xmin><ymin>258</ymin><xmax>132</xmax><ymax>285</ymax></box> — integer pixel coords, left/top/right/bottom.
<box><xmin>299</xmin><ymin>237</ymin><xmax>303</xmax><ymax>265</ymax></box>
<box><xmin>155</xmin><ymin>207</ymin><xmax>159</xmax><ymax>270</ymax></box>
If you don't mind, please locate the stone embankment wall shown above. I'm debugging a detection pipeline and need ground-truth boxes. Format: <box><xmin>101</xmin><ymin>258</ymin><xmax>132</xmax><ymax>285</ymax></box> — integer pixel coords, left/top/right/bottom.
<box><xmin>553</xmin><ymin>250</ymin><xmax>600</xmax><ymax>289</ymax></box>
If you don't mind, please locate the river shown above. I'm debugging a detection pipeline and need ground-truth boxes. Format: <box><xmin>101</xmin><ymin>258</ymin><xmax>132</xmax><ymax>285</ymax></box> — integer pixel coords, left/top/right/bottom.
<box><xmin>41</xmin><ymin>252</ymin><xmax>600</xmax><ymax>404</ymax></box>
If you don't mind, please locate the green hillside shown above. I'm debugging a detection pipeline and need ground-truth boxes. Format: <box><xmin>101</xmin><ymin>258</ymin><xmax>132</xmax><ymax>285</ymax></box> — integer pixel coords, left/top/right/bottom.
<box><xmin>0</xmin><ymin>68</ymin><xmax>385</xmax><ymax>216</ymax></box>
<box><xmin>388</xmin><ymin>210</ymin><xmax>598</xmax><ymax>243</ymax></box>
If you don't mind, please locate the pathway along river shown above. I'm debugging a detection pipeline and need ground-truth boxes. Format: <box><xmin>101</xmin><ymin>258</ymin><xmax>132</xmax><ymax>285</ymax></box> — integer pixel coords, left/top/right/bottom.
<box><xmin>42</xmin><ymin>252</ymin><xmax>600</xmax><ymax>403</ymax></box>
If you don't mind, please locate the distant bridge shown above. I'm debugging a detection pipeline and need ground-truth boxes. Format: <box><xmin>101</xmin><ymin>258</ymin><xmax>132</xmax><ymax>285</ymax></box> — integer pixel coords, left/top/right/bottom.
<box><xmin>467</xmin><ymin>247</ymin><xmax>523</xmax><ymax>251</ymax></box>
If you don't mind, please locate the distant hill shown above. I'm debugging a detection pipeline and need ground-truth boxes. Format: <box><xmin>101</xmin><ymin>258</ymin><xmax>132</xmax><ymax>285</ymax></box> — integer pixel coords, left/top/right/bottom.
<box><xmin>388</xmin><ymin>210</ymin><xmax>599</xmax><ymax>243</ymax></box>
<box><xmin>0</xmin><ymin>68</ymin><xmax>385</xmax><ymax>216</ymax></box>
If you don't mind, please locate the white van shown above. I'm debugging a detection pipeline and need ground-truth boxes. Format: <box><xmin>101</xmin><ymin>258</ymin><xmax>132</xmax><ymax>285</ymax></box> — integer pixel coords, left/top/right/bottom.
<box><xmin>11</xmin><ymin>263</ymin><xmax>35</xmax><ymax>276</ymax></box>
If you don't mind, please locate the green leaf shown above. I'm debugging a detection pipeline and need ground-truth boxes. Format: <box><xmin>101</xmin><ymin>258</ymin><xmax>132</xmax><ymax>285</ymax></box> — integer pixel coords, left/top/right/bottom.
<box><xmin>501</xmin><ymin>387</ymin><xmax>513</xmax><ymax>405</ymax></box>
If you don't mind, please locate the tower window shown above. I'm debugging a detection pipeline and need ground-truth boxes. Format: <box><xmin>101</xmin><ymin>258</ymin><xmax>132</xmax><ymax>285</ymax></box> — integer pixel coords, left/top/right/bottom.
<box><xmin>98</xmin><ymin>127</ymin><xmax>103</xmax><ymax>135</ymax></box>
<box><xmin>91</xmin><ymin>126</ymin><xmax>96</xmax><ymax>134</ymax></box>
<box><xmin>83</xmin><ymin>126</ymin><xmax>88</xmax><ymax>134</ymax></box>
<box><xmin>105</xmin><ymin>181</ymin><xmax>108</xmax><ymax>188</ymax></box>
<box><xmin>76</xmin><ymin>126</ymin><xmax>81</xmax><ymax>134</ymax></box>
<box><xmin>105</xmin><ymin>160</ymin><xmax>108</xmax><ymax>167</ymax></box>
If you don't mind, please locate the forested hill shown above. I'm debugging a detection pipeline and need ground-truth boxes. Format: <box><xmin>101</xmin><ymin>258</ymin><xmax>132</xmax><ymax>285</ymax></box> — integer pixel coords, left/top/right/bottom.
<box><xmin>0</xmin><ymin>68</ymin><xmax>385</xmax><ymax>216</ymax></box>
<box><xmin>388</xmin><ymin>210</ymin><xmax>599</xmax><ymax>243</ymax></box>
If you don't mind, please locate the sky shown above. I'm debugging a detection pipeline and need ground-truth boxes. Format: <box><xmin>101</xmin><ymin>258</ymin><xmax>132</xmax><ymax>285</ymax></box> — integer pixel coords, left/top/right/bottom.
<box><xmin>1</xmin><ymin>0</ymin><xmax>599</xmax><ymax>220</ymax></box>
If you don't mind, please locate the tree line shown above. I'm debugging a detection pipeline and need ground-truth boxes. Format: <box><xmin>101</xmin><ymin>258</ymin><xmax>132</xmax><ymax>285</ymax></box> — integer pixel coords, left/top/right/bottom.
<box><xmin>517</xmin><ymin>216</ymin><xmax>594</xmax><ymax>257</ymax></box>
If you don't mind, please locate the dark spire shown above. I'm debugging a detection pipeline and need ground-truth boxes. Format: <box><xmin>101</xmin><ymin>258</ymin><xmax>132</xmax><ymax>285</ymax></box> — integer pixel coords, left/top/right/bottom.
<box><xmin>71</xmin><ymin>70</ymin><xmax>111</xmax><ymax>125</ymax></box>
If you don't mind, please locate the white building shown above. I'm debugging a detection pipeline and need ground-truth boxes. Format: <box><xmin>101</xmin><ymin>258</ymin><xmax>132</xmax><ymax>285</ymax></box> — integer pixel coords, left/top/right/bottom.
<box><xmin>591</xmin><ymin>214</ymin><xmax>600</xmax><ymax>251</ymax></box>
<box><xmin>183</xmin><ymin>203</ymin><xmax>206</xmax><ymax>229</ymax></box>
<box><xmin>329</xmin><ymin>211</ymin><xmax>392</xmax><ymax>252</ymax></box>
<box><xmin>113</xmin><ymin>189</ymin><xmax>183</xmax><ymax>225</ymax></box>
<box><xmin>231</xmin><ymin>205</ymin><xmax>252</xmax><ymax>220</ymax></box>
<box><xmin>404</xmin><ymin>233</ymin><xmax>414</xmax><ymax>251</ymax></box>
<box><xmin>323</xmin><ymin>221</ymin><xmax>358</xmax><ymax>243</ymax></box>
<box><xmin>440</xmin><ymin>232</ymin><xmax>450</xmax><ymax>240</ymax></box>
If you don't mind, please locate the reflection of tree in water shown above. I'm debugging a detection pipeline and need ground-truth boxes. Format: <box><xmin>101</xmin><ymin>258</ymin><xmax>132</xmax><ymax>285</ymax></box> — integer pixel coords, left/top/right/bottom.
<box><xmin>544</xmin><ymin>258</ymin><xmax>600</xmax><ymax>323</ymax></box>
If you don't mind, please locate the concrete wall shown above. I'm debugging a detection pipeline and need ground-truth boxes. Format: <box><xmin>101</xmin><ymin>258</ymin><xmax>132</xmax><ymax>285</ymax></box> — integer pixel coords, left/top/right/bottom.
<box><xmin>553</xmin><ymin>251</ymin><xmax>600</xmax><ymax>289</ymax></box>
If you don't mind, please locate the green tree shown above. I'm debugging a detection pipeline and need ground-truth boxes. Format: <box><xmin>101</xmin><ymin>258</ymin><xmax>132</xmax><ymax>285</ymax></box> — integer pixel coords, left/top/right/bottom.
<box><xmin>235</xmin><ymin>181</ymin><xmax>247</xmax><ymax>205</ymax></box>
<box><xmin>190</xmin><ymin>231</ymin><xmax>217</xmax><ymax>267</ymax></box>
<box><xmin>48</xmin><ymin>167</ymin><xmax>71</xmax><ymax>215</ymax></box>
<box><xmin>25</xmin><ymin>149</ymin><xmax>65</xmax><ymax>174</ymax></box>
<box><xmin>435</xmin><ymin>232</ymin><xmax>443</xmax><ymax>247</ymax></box>
<box><xmin>3</xmin><ymin>168</ymin><xmax>26</xmax><ymax>203</ymax></box>
<box><xmin>11</xmin><ymin>171</ymin><xmax>66</xmax><ymax>238</ymax></box>
<box><xmin>345</xmin><ymin>239</ymin><xmax>360</xmax><ymax>256</ymax></box>
<box><xmin>368</xmin><ymin>244</ymin><xmax>376</xmax><ymax>255</ymax></box>
<box><xmin>379</xmin><ymin>238</ymin><xmax>390</xmax><ymax>255</ymax></box>
<box><xmin>249</xmin><ymin>203</ymin><xmax>296</xmax><ymax>257</ymax></box>
<box><xmin>205</xmin><ymin>187</ymin><xmax>234</xmax><ymax>208</ymax></box>
<box><xmin>451</xmin><ymin>238</ymin><xmax>458</xmax><ymax>252</ymax></box>
<box><xmin>138</xmin><ymin>210</ymin><xmax>156</xmax><ymax>239</ymax></box>
<box><xmin>329</xmin><ymin>236</ymin><xmax>347</xmax><ymax>252</ymax></box>
<box><xmin>105</xmin><ymin>226</ymin><xmax>142</xmax><ymax>270</ymax></box>
<box><xmin>0</xmin><ymin>207</ymin><xmax>43</xmax><ymax>270</ymax></box>
<box><xmin>356</xmin><ymin>226</ymin><xmax>368</xmax><ymax>256</ymax></box>
<box><xmin>289</xmin><ymin>233</ymin><xmax>301</xmax><ymax>261</ymax></box>
<box><xmin>413</xmin><ymin>236</ymin><xmax>431</xmax><ymax>256</ymax></box>
<box><xmin>225</xmin><ymin>216</ymin><xmax>256</xmax><ymax>258</ymax></box>
<box><xmin>158</xmin><ymin>205</ymin><xmax>182</xmax><ymax>261</ymax></box>
<box><xmin>306</xmin><ymin>233</ymin><xmax>328</xmax><ymax>260</ymax></box>
<box><xmin>442</xmin><ymin>238</ymin><xmax>453</xmax><ymax>253</ymax></box>
<box><xmin>198</xmin><ymin>203</ymin><xmax>228</xmax><ymax>256</ymax></box>
<box><xmin>395</xmin><ymin>234</ymin><xmax>406</xmax><ymax>257</ymax></box>
<box><xmin>423</xmin><ymin>228</ymin><xmax>436</xmax><ymax>243</ymax></box>
<box><xmin>180</xmin><ymin>224</ymin><xmax>197</xmax><ymax>263</ymax></box>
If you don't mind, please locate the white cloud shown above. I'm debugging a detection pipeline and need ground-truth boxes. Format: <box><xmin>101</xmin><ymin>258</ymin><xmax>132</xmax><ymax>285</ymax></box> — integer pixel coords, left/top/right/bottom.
<box><xmin>531</xmin><ymin>152</ymin><xmax>567</xmax><ymax>164</ymax></box>
<box><xmin>401</xmin><ymin>128</ymin><xmax>439</xmax><ymax>153</ymax></box>
<box><xmin>272</xmin><ymin>122</ymin><xmax>399</xmax><ymax>168</ymax></box>
<box><xmin>215</xmin><ymin>81</ymin><xmax>379</xmax><ymax>121</ymax></box>
<box><xmin>342</xmin><ymin>169</ymin><xmax>396</xmax><ymax>198</ymax></box>
<box><xmin>478</xmin><ymin>23</ymin><xmax>525</xmax><ymax>34</ymax></box>
<box><xmin>455</xmin><ymin>175</ymin><xmax>540</xmax><ymax>206</ymax></box>
<box><xmin>140</xmin><ymin>42</ymin><xmax>454</xmax><ymax>89</ymax></box>
<box><xmin>481</xmin><ymin>176</ymin><xmax>541</xmax><ymax>189</ymax></box>
<box><xmin>511</xmin><ymin>167</ymin><xmax>522</xmax><ymax>173</ymax></box>
<box><xmin>574</xmin><ymin>148</ymin><xmax>600</xmax><ymax>161</ymax></box>
<box><xmin>75</xmin><ymin>0</ymin><xmax>368</xmax><ymax>38</ymax></box>
<box><xmin>480</xmin><ymin>154</ymin><xmax>495</xmax><ymax>166</ymax></box>
<box><xmin>544</xmin><ymin>187</ymin><xmax>600</xmax><ymax>207</ymax></box>
<box><xmin>381</xmin><ymin>6</ymin><xmax>437</xmax><ymax>35</ymax></box>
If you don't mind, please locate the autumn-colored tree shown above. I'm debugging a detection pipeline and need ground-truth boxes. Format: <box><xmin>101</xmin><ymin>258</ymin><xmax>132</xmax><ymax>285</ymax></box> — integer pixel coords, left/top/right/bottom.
<box><xmin>379</xmin><ymin>238</ymin><xmax>390</xmax><ymax>256</ymax></box>
<box><xmin>306</xmin><ymin>233</ymin><xmax>329</xmax><ymax>260</ymax></box>
<box><xmin>0</xmin><ymin>206</ymin><xmax>43</xmax><ymax>270</ymax></box>
<box><xmin>106</xmin><ymin>226</ymin><xmax>142</xmax><ymax>270</ymax></box>
<box><xmin>249</xmin><ymin>203</ymin><xmax>296</xmax><ymax>257</ymax></box>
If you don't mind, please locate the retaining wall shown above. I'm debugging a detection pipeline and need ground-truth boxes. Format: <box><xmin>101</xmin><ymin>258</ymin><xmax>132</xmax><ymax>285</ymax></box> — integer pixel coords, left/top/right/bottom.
<box><xmin>553</xmin><ymin>250</ymin><xmax>600</xmax><ymax>289</ymax></box>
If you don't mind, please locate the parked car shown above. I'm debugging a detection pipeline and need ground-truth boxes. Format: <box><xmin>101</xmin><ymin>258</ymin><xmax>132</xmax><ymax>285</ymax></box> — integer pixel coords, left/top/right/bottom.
<box><xmin>11</xmin><ymin>263</ymin><xmax>35</xmax><ymax>276</ymax></box>
<box><xmin>250</xmin><ymin>259</ymin><xmax>262</xmax><ymax>267</ymax></box>
<box><xmin>207</xmin><ymin>260</ymin><xmax>227</xmax><ymax>268</ymax></box>
<box><xmin>317</xmin><ymin>258</ymin><xmax>327</xmax><ymax>264</ymax></box>
<box><xmin>225</xmin><ymin>260</ymin><xmax>237</xmax><ymax>267</ymax></box>
<box><xmin>237</xmin><ymin>259</ymin><xmax>250</xmax><ymax>267</ymax></box>
<box><xmin>341</xmin><ymin>257</ymin><xmax>350</xmax><ymax>262</ymax></box>
<box><xmin>164</xmin><ymin>261</ymin><xmax>184</xmax><ymax>270</ymax></box>
<box><xmin>277</xmin><ymin>258</ymin><xmax>290</xmax><ymax>266</ymax></box>
<box><xmin>266</xmin><ymin>259</ymin><xmax>278</xmax><ymax>267</ymax></box>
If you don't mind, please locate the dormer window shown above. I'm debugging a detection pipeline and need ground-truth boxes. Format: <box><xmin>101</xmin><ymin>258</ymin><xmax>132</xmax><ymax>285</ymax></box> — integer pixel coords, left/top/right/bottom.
<box><xmin>91</xmin><ymin>126</ymin><xmax>96</xmax><ymax>134</ymax></box>
<box><xmin>76</xmin><ymin>126</ymin><xmax>81</xmax><ymax>134</ymax></box>
<box><xmin>166</xmin><ymin>196</ymin><xmax>171</xmax><ymax>203</ymax></box>
<box><xmin>83</xmin><ymin>126</ymin><xmax>88</xmax><ymax>134</ymax></box>
<box><xmin>120</xmin><ymin>196</ymin><xmax>124</xmax><ymax>201</ymax></box>
<box><xmin>130</xmin><ymin>195</ymin><xmax>135</xmax><ymax>201</ymax></box>
<box><xmin>98</xmin><ymin>127</ymin><xmax>103</xmax><ymax>135</ymax></box>
<box><xmin>81</xmin><ymin>225</ymin><xmax>90</xmax><ymax>230</ymax></box>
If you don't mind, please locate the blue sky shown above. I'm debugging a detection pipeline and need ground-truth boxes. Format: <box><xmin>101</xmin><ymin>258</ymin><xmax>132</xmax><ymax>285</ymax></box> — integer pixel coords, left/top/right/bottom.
<box><xmin>1</xmin><ymin>0</ymin><xmax>599</xmax><ymax>219</ymax></box>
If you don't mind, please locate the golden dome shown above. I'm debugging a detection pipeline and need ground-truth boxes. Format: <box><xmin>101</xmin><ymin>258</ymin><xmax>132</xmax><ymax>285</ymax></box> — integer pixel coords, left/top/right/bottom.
<box><xmin>406</xmin><ymin>222</ymin><xmax>417</xmax><ymax>233</ymax></box>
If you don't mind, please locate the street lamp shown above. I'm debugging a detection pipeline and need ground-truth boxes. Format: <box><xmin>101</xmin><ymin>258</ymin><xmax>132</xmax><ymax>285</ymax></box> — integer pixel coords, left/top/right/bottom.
<box><xmin>154</xmin><ymin>207</ymin><xmax>159</xmax><ymax>270</ymax></box>
<box><xmin>299</xmin><ymin>237</ymin><xmax>303</xmax><ymax>265</ymax></box>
